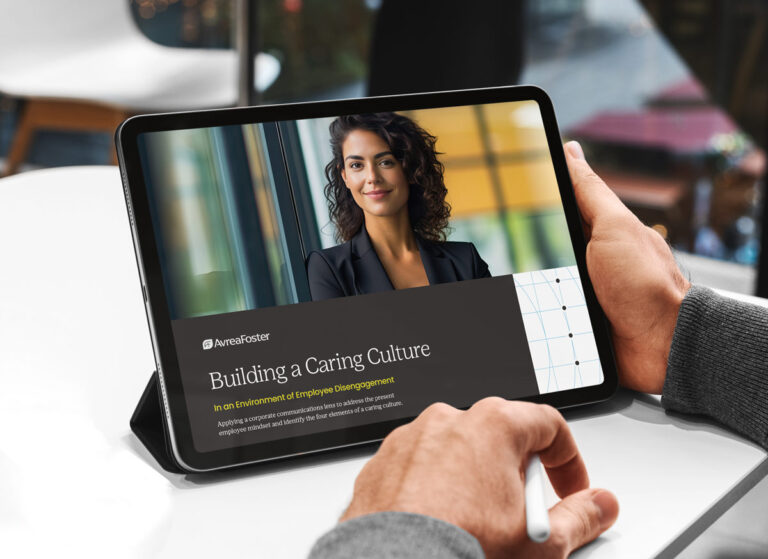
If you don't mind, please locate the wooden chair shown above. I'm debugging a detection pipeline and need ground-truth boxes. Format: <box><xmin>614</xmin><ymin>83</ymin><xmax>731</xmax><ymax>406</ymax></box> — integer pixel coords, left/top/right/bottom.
<box><xmin>0</xmin><ymin>0</ymin><xmax>280</xmax><ymax>177</ymax></box>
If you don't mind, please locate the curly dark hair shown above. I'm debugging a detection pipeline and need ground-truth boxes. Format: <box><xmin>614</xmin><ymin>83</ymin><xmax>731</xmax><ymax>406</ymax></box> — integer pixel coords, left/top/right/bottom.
<box><xmin>324</xmin><ymin>112</ymin><xmax>451</xmax><ymax>243</ymax></box>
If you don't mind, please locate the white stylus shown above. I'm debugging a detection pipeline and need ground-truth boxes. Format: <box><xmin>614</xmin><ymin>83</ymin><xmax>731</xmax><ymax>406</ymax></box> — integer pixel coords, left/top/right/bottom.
<box><xmin>525</xmin><ymin>454</ymin><xmax>551</xmax><ymax>543</ymax></box>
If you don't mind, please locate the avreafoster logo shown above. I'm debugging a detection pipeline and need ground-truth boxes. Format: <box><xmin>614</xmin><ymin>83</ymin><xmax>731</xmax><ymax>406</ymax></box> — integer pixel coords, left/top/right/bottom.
<box><xmin>202</xmin><ymin>333</ymin><xmax>270</xmax><ymax>350</ymax></box>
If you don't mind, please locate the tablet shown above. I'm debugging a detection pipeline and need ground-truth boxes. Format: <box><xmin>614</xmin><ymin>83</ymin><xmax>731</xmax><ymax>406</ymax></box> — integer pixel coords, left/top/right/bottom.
<box><xmin>118</xmin><ymin>86</ymin><xmax>618</xmax><ymax>472</ymax></box>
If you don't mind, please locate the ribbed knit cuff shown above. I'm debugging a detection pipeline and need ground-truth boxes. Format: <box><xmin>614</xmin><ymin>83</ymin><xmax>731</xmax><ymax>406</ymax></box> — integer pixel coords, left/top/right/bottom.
<box><xmin>662</xmin><ymin>284</ymin><xmax>768</xmax><ymax>449</ymax></box>
<box><xmin>308</xmin><ymin>511</ymin><xmax>485</xmax><ymax>559</ymax></box>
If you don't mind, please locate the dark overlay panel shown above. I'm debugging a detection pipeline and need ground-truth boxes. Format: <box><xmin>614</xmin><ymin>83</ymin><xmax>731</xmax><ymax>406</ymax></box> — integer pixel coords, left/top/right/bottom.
<box><xmin>171</xmin><ymin>275</ymin><xmax>538</xmax><ymax>453</ymax></box>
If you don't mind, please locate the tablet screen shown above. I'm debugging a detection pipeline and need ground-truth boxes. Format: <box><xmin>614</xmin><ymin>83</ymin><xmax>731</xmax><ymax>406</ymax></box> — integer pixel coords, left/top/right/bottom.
<box><xmin>135</xmin><ymin>97</ymin><xmax>607</xmax><ymax>457</ymax></box>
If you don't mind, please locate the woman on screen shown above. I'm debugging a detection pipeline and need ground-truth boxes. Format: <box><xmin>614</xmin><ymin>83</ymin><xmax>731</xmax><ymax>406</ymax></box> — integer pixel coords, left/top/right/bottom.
<box><xmin>306</xmin><ymin>112</ymin><xmax>490</xmax><ymax>301</ymax></box>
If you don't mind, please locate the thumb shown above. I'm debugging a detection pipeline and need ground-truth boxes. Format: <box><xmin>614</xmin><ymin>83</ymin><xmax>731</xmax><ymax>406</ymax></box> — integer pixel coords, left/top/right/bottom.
<box><xmin>563</xmin><ymin>141</ymin><xmax>630</xmax><ymax>229</ymax></box>
<box><xmin>543</xmin><ymin>488</ymin><xmax>619</xmax><ymax>556</ymax></box>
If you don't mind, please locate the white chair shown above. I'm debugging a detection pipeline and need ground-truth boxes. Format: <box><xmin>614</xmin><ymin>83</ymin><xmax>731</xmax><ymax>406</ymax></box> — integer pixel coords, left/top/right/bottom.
<box><xmin>0</xmin><ymin>0</ymin><xmax>280</xmax><ymax>175</ymax></box>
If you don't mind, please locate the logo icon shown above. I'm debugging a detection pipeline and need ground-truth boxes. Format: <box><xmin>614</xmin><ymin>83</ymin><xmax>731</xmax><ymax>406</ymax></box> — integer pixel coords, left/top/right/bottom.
<box><xmin>202</xmin><ymin>339</ymin><xmax>213</xmax><ymax>350</ymax></box>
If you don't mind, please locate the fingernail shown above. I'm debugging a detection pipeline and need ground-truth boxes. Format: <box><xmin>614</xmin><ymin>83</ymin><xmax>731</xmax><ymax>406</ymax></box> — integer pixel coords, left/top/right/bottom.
<box><xmin>565</xmin><ymin>141</ymin><xmax>585</xmax><ymax>160</ymax></box>
<box><xmin>592</xmin><ymin>490</ymin><xmax>619</xmax><ymax>530</ymax></box>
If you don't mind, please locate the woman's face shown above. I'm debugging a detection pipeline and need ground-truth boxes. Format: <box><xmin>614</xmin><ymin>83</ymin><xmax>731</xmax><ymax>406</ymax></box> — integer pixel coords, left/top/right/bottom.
<box><xmin>340</xmin><ymin>129</ymin><xmax>410</xmax><ymax>220</ymax></box>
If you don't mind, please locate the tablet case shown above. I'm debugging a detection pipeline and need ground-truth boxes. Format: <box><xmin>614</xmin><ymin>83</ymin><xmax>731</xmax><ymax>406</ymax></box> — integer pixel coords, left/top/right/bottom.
<box><xmin>130</xmin><ymin>371</ymin><xmax>186</xmax><ymax>473</ymax></box>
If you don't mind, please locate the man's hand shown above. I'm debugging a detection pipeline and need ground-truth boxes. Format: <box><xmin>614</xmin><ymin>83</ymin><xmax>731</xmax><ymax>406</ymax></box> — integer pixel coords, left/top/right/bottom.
<box><xmin>565</xmin><ymin>141</ymin><xmax>691</xmax><ymax>393</ymax></box>
<box><xmin>342</xmin><ymin>398</ymin><xmax>619</xmax><ymax>558</ymax></box>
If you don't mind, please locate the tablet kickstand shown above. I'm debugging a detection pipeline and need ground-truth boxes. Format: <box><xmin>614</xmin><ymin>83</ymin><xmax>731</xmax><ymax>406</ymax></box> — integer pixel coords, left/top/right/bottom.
<box><xmin>130</xmin><ymin>371</ymin><xmax>185</xmax><ymax>473</ymax></box>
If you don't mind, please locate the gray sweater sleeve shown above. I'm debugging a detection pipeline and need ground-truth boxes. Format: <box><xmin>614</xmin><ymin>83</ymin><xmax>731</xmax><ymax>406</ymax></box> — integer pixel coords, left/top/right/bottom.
<box><xmin>307</xmin><ymin>511</ymin><xmax>485</xmax><ymax>559</ymax></box>
<box><xmin>662</xmin><ymin>284</ymin><xmax>768</xmax><ymax>448</ymax></box>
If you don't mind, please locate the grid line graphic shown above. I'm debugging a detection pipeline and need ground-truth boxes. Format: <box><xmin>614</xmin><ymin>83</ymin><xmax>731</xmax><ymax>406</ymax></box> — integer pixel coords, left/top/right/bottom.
<box><xmin>514</xmin><ymin>266</ymin><xmax>603</xmax><ymax>393</ymax></box>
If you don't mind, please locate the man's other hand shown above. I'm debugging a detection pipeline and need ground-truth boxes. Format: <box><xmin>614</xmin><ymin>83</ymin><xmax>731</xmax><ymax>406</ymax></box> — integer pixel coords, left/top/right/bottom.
<box><xmin>565</xmin><ymin>141</ymin><xmax>691</xmax><ymax>393</ymax></box>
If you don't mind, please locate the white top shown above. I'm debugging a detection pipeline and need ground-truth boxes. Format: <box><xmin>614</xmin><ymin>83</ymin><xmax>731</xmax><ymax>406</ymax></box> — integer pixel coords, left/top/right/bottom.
<box><xmin>0</xmin><ymin>166</ymin><xmax>765</xmax><ymax>558</ymax></box>
<box><xmin>0</xmin><ymin>0</ymin><xmax>280</xmax><ymax>110</ymax></box>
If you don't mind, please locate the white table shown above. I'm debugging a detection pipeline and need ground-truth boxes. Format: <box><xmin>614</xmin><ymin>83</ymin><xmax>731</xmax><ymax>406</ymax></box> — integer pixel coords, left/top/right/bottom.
<box><xmin>1</xmin><ymin>166</ymin><xmax>765</xmax><ymax>558</ymax></box>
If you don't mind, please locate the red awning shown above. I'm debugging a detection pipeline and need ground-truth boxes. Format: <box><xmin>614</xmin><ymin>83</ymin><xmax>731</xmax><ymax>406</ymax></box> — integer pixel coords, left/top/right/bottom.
<box><xmin>567</xmin><ymin>107</ymin><xmax>739</xmax><ymax>154</ymax></box>
<box><xmin>651</xmin><ymin>78</ymin><xmax>708</xmax><ymax>104</ymax></box>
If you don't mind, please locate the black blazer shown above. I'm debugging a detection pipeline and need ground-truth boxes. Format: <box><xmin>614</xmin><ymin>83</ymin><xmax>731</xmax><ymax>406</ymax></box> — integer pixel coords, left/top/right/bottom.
<box><xmin>306</xmin><ymin>227</ymin><xmax>491</xmax><ymax>301</ymax></box>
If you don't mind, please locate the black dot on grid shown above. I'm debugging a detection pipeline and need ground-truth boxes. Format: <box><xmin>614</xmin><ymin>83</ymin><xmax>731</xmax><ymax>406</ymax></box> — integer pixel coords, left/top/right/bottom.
<box><xmin>568</xmin><ymin>333</ymin><xmax>573</xmax><ymax>338</ymax></box>
<box><xmin>556</xmin><ymin>278</ymin><xmax>560</xmax><ymax>283</ymax></box>
<box><xmin>575</xmin><ymin>361</ymin><xmax>580</xmax><ymax>366</ymax></box>
<box><xmin>562</xmin><ymin>306</ymin><xmax>567</xmax><ymax>311</ymax></box>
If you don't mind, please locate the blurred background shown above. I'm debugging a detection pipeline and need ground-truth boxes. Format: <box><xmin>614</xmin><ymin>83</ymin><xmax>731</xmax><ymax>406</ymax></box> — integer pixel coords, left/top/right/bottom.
<box><xmin>1</xmin><ymin>0</ymin><xmax>766</xmax><ymax>298</ymax></box>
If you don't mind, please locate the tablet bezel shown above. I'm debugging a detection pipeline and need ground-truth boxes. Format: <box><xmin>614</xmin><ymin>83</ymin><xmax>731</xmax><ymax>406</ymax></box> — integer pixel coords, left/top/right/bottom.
<box><xmin>117</xmin><ymin>85</ymin><xmax>618</xmax><ymax>472</ymax></box>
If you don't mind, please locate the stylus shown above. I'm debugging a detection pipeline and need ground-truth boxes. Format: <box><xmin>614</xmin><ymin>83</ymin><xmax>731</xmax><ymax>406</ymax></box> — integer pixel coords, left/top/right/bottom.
<box><xmin>525</xmin><ymin>454</ymin><xmax>551</xmax><ymax>543</ymax></box>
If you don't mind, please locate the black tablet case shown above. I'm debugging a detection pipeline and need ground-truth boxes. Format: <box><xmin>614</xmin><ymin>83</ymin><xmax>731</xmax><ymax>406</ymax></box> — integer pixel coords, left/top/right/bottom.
<box><xmin>130</xmin><ymin>372</ymin><xmax>186</xmax><ymax>473</ymax></box>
